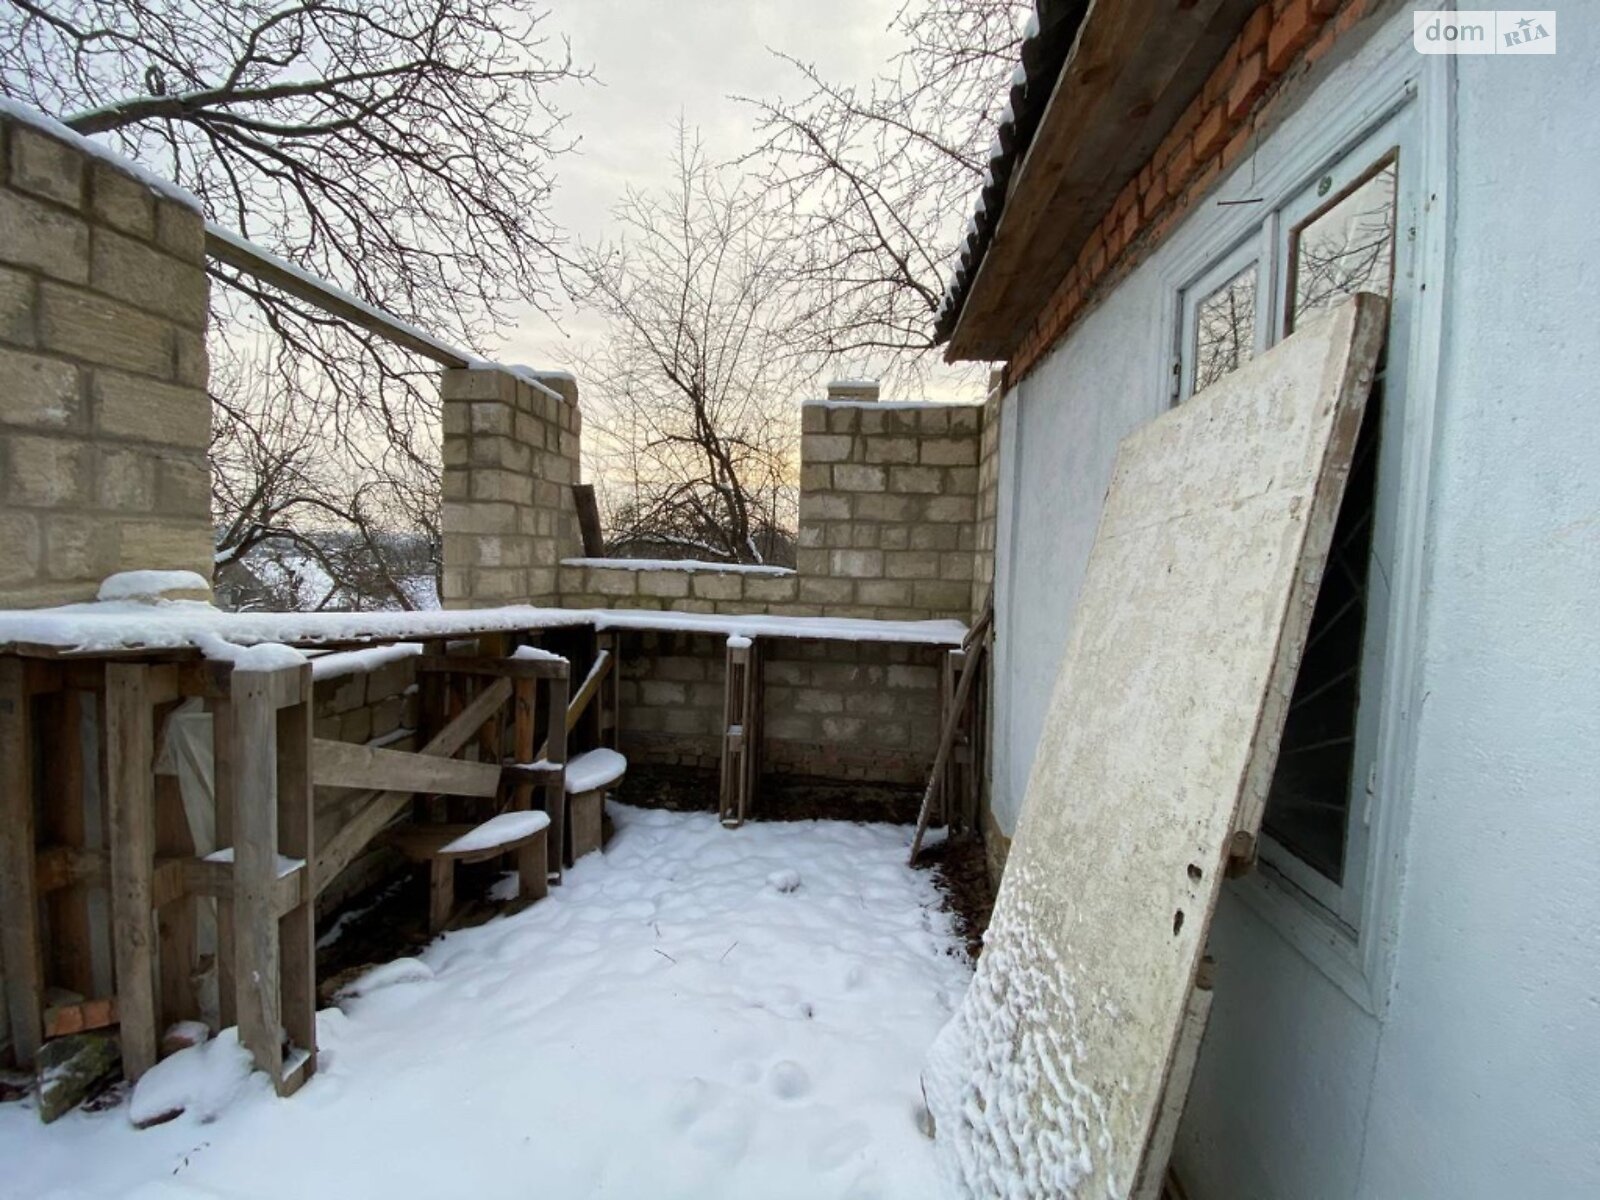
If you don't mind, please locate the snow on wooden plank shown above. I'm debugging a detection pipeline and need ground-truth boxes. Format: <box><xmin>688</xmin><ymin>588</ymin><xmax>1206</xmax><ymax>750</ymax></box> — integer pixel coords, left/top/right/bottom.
<box><xmin>925</xmin><ymin>295</ymin><xmax>1386</xmax><ymax>1197</ymax></box>
<box><xmin>0</xmin><ymin>603</ymin><xmax>965</xmax><ymax>655</ymax></box>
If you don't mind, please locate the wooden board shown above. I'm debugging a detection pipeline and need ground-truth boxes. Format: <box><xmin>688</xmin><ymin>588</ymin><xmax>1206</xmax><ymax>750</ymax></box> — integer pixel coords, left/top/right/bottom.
<box><xmin>311</xmin><ymin>738</ymin><xmax>503</xmax><ymax>797</ymax></box>
<box><xmin>925</xmin><ymin>296</ymin><xmax>1386</xmax><ymax>1196</ymax></box>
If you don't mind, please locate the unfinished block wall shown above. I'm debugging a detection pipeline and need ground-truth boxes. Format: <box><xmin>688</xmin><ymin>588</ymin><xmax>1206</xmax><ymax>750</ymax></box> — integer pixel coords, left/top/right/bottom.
<box><xmin>796</xmin><ymin>401</ymin><xmax>982</xmax><ymax>620</ymax></box>
<box><xmin>441</xmin><ymin>366</ymin><xmax>582</xmax><ymax>608</ymax></box>
<box><xmin>0</xmin><ymin>113</ymin><xmax>213</xmax><ymax>608</ymax></box>
<box><xmin>559</xmin><ymin>560</ymin><xmax>801</xmax><ymax>614</ymax></box>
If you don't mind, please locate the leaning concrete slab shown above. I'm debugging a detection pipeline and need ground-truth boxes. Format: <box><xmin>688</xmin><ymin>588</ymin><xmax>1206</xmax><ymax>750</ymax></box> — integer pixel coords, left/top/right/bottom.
<box><xmin>926</xmin><ymin>294</ymin><xmax>1386</xmax><ymax>1197</ymax></box>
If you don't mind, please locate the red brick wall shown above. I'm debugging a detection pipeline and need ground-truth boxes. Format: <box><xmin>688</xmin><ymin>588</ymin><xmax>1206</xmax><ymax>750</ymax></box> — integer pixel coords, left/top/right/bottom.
<box><xmin>1008</xmin><ymin>0</ymin><xmax>1372</xmax><ymax>382</ymax></box>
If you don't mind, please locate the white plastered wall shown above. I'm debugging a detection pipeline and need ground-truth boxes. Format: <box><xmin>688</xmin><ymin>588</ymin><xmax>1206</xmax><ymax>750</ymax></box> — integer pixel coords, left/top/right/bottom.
<box><xmin>986</xmin><ymin>5</ymin><xmax>1600</xmax><ymax>1196</ymax></box>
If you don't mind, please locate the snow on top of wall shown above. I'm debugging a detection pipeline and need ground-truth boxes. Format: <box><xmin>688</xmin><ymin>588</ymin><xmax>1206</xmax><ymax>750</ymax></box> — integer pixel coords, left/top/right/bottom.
<box><xmin>97</xmin><ymin>570</ymin><xmax>210</xmax><ymax>602</ymax></box>
<box><xmin>803</xmin><ymin>399</ymin><xmax>983</xmax><ymax>412</ymax></box>
<box><xmin>587</xmin><ymin>608</ymin><xmax>967</xmax><ymax>646</ymax></box>
<box><xmin>308</xmin><ymin>641</ymin><xmax>423</xmax><ymax>681</ymax></box>
<box><xmin>0</xmin><ymin>600</ymin><xmax>966</xmax><ymax>654</ymax></box>
<box><xmin>0</xmin><ymin>97</ymin><xmax>202</xmax><ymax>210</ymax></box>
<box><xmin>193</xmin><ymin>632</ymin><xmax>307</xmax><ymax>671</ymax></box>
<box><xmin>563</xmin><ymin>557</ymin><xmax>796</xmax><ymax>577</ymax></box>
<box><xmin>498</xmin><ymin>363</ymin><xmax>564</xmax><ymax>402</ymax></box>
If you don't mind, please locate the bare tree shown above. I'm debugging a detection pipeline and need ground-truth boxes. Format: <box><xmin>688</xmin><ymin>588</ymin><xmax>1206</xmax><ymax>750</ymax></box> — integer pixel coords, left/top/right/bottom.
<box><xmin>573</xmin><ymin>126</ymin><xmax>800</xmax><ymax>565</ymax></box>
<box><xmin>743</xmin><ymin>0</ymin><xmax>1028</xmax><ymax>388</ymax></box>
<box><xmin>1</xmin><ymin>0</ymin><xmax>586</xmax><ymax>606</ymax></box>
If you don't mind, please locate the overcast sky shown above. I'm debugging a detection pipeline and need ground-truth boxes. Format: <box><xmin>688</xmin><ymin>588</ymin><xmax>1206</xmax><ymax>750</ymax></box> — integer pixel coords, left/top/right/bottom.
<box><xmin>496</xmin><ymin>0</ymin><xmax>929</xmax><ymax>384</ymax></box>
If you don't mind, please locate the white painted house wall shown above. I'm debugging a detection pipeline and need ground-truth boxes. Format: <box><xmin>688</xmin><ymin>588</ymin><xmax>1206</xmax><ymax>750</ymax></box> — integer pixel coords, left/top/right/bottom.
<box><xmin>987</xmin><ymin>6</ymin><xmax>1600</xmax><ymax>1197</ymax></box>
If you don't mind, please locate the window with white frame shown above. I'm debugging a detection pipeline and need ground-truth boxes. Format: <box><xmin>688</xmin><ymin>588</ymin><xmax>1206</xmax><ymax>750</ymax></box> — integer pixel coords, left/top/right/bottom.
<box><xmin>1175</xmin><ymin>125</ymin><xmax>1405</xmax><ymax>932</ymax></box>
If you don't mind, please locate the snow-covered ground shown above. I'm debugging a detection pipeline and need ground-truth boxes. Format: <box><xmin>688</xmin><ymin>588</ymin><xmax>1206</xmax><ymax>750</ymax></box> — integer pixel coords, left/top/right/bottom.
<box><xmin>1</xmin><ymin>805</ymin><xmax>971</xmax><ymax>1200</ymax></box>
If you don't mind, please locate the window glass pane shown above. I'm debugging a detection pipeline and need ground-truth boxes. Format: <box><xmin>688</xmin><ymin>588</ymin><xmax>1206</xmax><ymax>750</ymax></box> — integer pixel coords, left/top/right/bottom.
<box><xmin>1191</xmin><ymin>262</ymin><xmax>1257</xmax><ymax>395</ymax></box>
<box><xmin>1290</xmin><ymin>160</ymin><xmax>1397</xmax><ymax>330</ymax></box>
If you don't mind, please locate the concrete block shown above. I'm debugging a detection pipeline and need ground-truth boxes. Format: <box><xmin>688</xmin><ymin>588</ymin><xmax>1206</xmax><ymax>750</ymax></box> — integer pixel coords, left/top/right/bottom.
<box><xmin>0</xmin><ymin>188</ymin><xmax>88</xmax><ymax>282</ymax></box>
<box><xmin>885</xmin><ymin>551</ymin><xmax>941</xmax><ymax>580</ymax></box>
<box><xmin>799</xmin><ymin>576</ymin><xmax>853</xmax><ymax>605</ymax></box>
<box><xmin>115</xmin><ymin>519</ymin><xmax>212</xmax><ymax>576</ymax></box>
<box><xmin>43</xmin><ymin>512</ymin><xmax>113</xmax><ymax>580</ymax></box>
<box><xmin>803</xmin><ymin>434</ymin><xmax>853</xmax><ymax>463</ymax></box>
<box><xmin>10</xmin><ymin>128</ymin><xmax>83</xmax><ymax>209</ymax></box>
<box><xmin>0</xmin><ymin>265</ymin><xmax>33</xmax><ymax>346</ymax></box>
<box><xmin>0</xmin><ymin>511</ymin><xmax>42</xmax><ymax>586</ymax></box>
<box><xmin>832</xmin><ymin>464</ymin><xmax>887</xmax><ymax>492</ymax></box>
<box><xmin>920</xmin><ymin>437</ymin><xmax>979</xmax><ymax>466</ymax></box>
<box><xmin>153</xmin><ymin>199</ymin><xmax>205</xmax><ymax>263</ymax></box>
<box><xmin>829</xmin><ymin>549</ymin><xmax>883</xmax><ymax>578</ymax></box>
<box><xmin>744</xmin><ymin>575</ymin><xmax>799</xmax><ymax>603</ymax></box>
<box><xmin>93</xmin><ymin>371</ymin><xmax>208</xmax><ymax>447</ymax></box>
<box><xmin>39</xmin><ymin>283</ymin><xmax>172</xmax><ymax>377</ymax></box>
<box><xmin>90</xmin><ymin>164</ymin><xmax>156</xmax><ymax>238</ymax></box>
<box><xmin>97</xmin><ymin>445</ymin><xmax>158</xmax><ymax>511</ymax></box>
<box><xmin>90</xmin><ymin>229</ymin><xmax>207</xmax><ymax>329</ymax></box>
<box><xmin>7</xmin><ymin>434</ymin><xmax>88</xmax><ymax>506</ymax></box>
<box><xmin>691</xmin><ymin>572</ymin><xmax>743</xmax><ymax>601</ymax></box>
<box><xmin>925</xmin><ymin>495</ymin><xmax>977</xmax><ymax>523</ymax></box>
<box><xmin>0</xmin><ymin>347</ymin><xmax>80</xmax><ymax>429</ymax></box>
<box><xmin>858</xmin><ymin>579</ymin><xmax>914</xmax><ymax>607</ymax></box>
<box><xmin>639</xmin><ymin>570</ymin><xmax>691</xmax><ymax>599</ymax></box>
<box><xmin>864</xmin><ymin>437</ymin><xmax>918</xmax><ymax>464</ymax></box>
<box><xmin>889</xmin><ymin>466</ymin><xmax>943</xmax><ymax>494</ymax></box>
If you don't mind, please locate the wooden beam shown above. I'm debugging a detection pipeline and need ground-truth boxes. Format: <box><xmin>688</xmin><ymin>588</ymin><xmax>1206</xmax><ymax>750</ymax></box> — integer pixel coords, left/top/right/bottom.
<box><xmin>312</xmin><ymin>738</ymin><xmax>502</xmax><ymax>797</ymax></box>
<box><xmin>275</xmin><ymin>671</ymin><xmax>317</xmax><ymax>1096</ymax></box>
<box><xmin>105</xmin><ymin>663</ymin><xmax>158</xmax><ymax>1080</ymax></box>
<box><xmin>205</xmin><ymin>224</ymin><xmax>473</xmax><ymax>369</ymax></box>
<box><xmin>572</xmin><ymin>484</ymin><xmax>605</xmax><ymax>556</ymax></box>
<box><xmin>416</xmin><ymin>654</ymin><xmax>568</xmax><ymax>681</ymax></box>
<box><xmin>313</xmin><ymin>677</ymin><xmax>513</xmax><ymax>893</ymax></box>
<box><xmin>0</xmin><ymin>657</ymin><xmax>43</xmax><ymax>1066</ymax></box>
<box><xmin>909</xmin><ymin>598</ymin><xmax>994</xmax><ymax>862</ymax></box>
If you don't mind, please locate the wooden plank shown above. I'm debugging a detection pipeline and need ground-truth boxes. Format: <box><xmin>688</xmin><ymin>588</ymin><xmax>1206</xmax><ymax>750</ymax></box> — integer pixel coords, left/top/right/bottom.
<box><xmin>275</xmin><ymin>675</ymin><xmax>317</xmax><ymax>1096</ymax></box>
<box><xmin>42</xmin><ymin>690</ymin><xmax>95</xmax><ymax>998</ymax></box>
<box><xmin>925</xmin><ymin>296</ymin><xmax>1385</xmax><ymax>1192</ymax></box>
<box><xmin>205</xmin><ymin>225</ymin><xmax>474</xmax><ymax>369</ymax></box>
<box><xmin>230</xmin><ymin>667</ymin><xmax>283</xmax><ymax>1086</ymax></box>
<box><xmin>572</xmin><ymin>484</ymin><xmax>605</xmax><ymax>556</ymax></box>
<box><xmin>313</xmin><ymin>677</ymin><xmax>513</xmax><ymax>892</ymax></box>
<box><xmin>155</xmin><ymin>767</ymin><xmax>200</xmax><ymax>1024</ymax></box>
<box><xmin>909</xmin><ymin>600</ymin><xmax>993</xmax><ymax>862</ymax></box>
<box><xmin>211</xmin><ymin>693</ymin><xmax>236</xmax><ymax>1029</ymax></box>
<box><xmin>416</xmin><ymin>654</ymin><xmax>567</xmax><ymax>681</ymax></box>
<box><xmin>0</xmin><ymin>657</ymin><xmax>43</xmax><ymax>1065</ymax></box>
<box><xmin>105</xmin><ymin>663</ymin><xmax>158</xmax><ymax>1080</ymax></box>
<box><xmin>544</xmin><ymin>670</ymin><xmax>568</xmax><ymax>877</ymax></box>
<box><xmin>312</xmin><ymin>738</ymin><xmax>502</xmax><ymax>797</ymax></box>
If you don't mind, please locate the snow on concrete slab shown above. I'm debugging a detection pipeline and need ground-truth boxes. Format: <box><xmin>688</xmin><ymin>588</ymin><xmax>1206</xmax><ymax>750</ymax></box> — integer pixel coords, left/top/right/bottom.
<box><xmin>586</xmin><ymin>608</ymin><xmax>968</xmax><ymax>646</ymax></box>
<box><xmin>0</xmin><ymin>804</ymin><xmax>970</xmax><ymax>1200</ymax></box>
<box><xmin>0</xmin><ymin>601</ymin><xmax>964</xmax><ymax>655</ymax></box>
<box><xmin>563</xmin><ymin>557</ymin><xmax>797</xmax><ymax>576</ymax></box>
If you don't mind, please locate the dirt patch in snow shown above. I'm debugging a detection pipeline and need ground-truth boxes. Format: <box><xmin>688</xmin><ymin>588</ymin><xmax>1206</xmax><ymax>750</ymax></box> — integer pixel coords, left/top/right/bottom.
<box><xmin>617</xmin><ymin>764</ymin><xmax>923</xmax><ymax>824</ymax></box>
<box><xmin>919</xmin><ymin>835</ymin><xmax>994</xmax><ymax>964</ymax></box>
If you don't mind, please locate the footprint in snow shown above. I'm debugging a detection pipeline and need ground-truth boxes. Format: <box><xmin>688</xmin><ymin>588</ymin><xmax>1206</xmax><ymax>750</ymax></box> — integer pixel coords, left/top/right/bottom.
<box><xmin>766</xmin><ymin>869</ymin><xmax>802</xmax><ymax>894</ymax></box>
<box><xmin>767</xmin><ymin>1060</ymin><xmax>811</xmax><ymax>1101</ymax></box>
